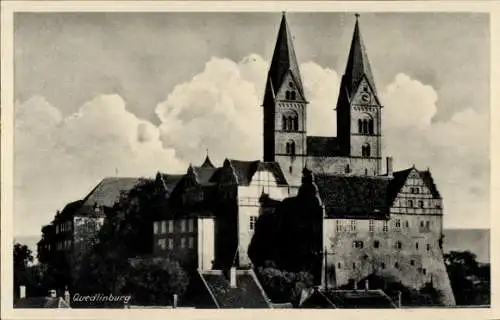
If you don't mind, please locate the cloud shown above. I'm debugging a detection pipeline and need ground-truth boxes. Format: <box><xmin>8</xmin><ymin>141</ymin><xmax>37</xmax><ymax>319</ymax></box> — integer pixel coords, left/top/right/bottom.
<box><xmin>381</xmin><ymin>74</ymin><xmax>489</xmax><ymax>229</ymax></box>
<box><xmin>14</xmin><ymin>95</ymin><xmax>185</xmax><ymax>236</ymax></box>
<box><xmin>15</xmin><ymin>55</ymin><xmax>489</xmax><ymax>237</ymax></box>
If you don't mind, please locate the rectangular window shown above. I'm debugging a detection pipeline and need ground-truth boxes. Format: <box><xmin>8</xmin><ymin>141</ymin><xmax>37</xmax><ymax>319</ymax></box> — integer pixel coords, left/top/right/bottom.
<box><xmin>350</xmin><ymin>220</ymin><xmax>357</xmax><ymax>232</ymax></box>
<box><xmin>369</xmin><ymin>220</ymin><xmax>374</xmax><ymax>232</ymax></box>
<box><xmin>188</xmin><ymin>237</ymin><xmax>194</xmax><ymax>249</ymax></box>
<box><xmin>395</xmin><ymin>219</ymin><xmax>401</xmax><ymax>228</ymax></box>
<box><xmin>419</xmin><ymin>200</ymin><xmax>424</xmax><ymax>208</ymax></box>
<box><xmin>168</xmin><ymin>238</ymin><xmax>174</xmax><ymax>249</ymax></box>
<box><xmin>167</xmin><ymin>220</ymin><xmax>173</xmax><ymax>233</ymax></box>
<box><xmin>405</xmin><ymin>220</ymin><xmax>409</xmax><ymax>228</ymax></box>
<box><xmin>158</xmin><ymin>239</ymin><xmax>166</xmax><ymax>250</ymax></box>
<box><xmin>426</xmin><ymin>244</ymin><xmax>431</xmax><ymax>252</ymax></box>
<box><xmin>426</xmin><ymin>221</ymin><xmax>430</xmax><ymax>229</ymax></box>
<box><xmin>336</xmin><ymin>220</ymin><xmax>342</xmax><ymax>232</ymax></box>
<box><xmin>181</xmin><ymin>237</ymin><xmax>186</xmax><ymax>248</ymax></box>
<box><xmin>416</xmin><ymin>242</ymin><xmax>419</xmax><ymax>250</ymax></box>
<box><xmin>383</xmin><ymin>221</ymin><xmax>388</xmax><ymax>232</ymax></box>
<box><xmin>188</xmin><ymin>218</ymin><xmax>194</xmax><ymax>232</ymax></box>
<box><xmin>161</xmin><ymin>221</ymin><xmax>167</xmax><ymax>234</ymax></box>
<box><xmin>153</xmin><ymin>222</ymin><xmax>159</xmax><ymax>235</ymax></box>
<box><xmin>373</xmin><ymin>240</ymin><xmax>380</xmax><ymax>248</ymax></box>
<box><xmin>180</xmin><ymin>219</ymin><xmax>186</xmax><ymax>232</ymax></box>
<box><xmin>249</xmin><ymin>216</ymin><xmax>258</xmax><ymax>231</ymax></box>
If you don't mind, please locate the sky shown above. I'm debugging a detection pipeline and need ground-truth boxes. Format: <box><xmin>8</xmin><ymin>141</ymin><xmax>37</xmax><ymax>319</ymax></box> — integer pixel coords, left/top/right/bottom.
<box><xmin>13</xmin><ymin>12</ymin><xmax>490</xmax><ymax>237</ymax></box>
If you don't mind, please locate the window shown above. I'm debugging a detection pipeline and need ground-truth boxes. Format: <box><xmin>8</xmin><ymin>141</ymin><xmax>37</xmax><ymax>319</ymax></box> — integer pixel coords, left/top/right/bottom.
<box><xmin>420</xmin><ymin>221</ymin><xmax>424</xmax><ymax>228</ymax></box>
<box><xmin>405</xmin><ymin>221</ymin><xmax>409</xmax><ymax>228</ymax></box>
<box><xmin>410</xmin><ymin>260</ymin><xmax>415</xmax><ymax>266</ymax></box>
<box><xmin>426</xmin><ymin>244</ymin><xmax>431</xmax><ymax>252</ymax></box>
<box><xmin>395</xmin><ymin>219</ymin><xmax>401</xmax><ymax>228</ymax></box>
<box><xmin>250</xmin><ymin>216</ymin><xmax>258</xmax><ymax>231</ymax></box>
<box><xmin>158</xmin><ymin>239</ymin><xmax>167</xmax><ymax>250</ymax></box>
<box><xmin>352</xmin><ymin>240</ymin><xmax>357</xmax><ymax>248</ymax></box>
<box><xmin>285</xmin><ymin>140</ymin><xmax>296</xmax><ymax>156</ymax></box>
<box><xmin>181</xmin><ymin>219</ymin><xmax>186</xmax><ymax>232</ymax></box>
<box><xmin>282</xmin><ymin>111</ymin><xmax>298</xmax><ymax>131</ymax></box>
<box><xmin>285</xmin><ymin>91</ymin><xmax>290</xmax><ymax>100</ymax></box>
<box><xmin>369</xmin><ymin>220</ymin><xmax>374</xmax><ymax>232</ymax></box>
<box><xmin>336</xmin><ymin>220</ymin><xmax>342</xmax><ymax>232</ymax></box>
<box><xmin>368</xmin><ymin>119</ymin><xmax>374</xmax><ymax>134</ymax></box>
<box><xmin>161</xmin><ymin>221</ymin><xmax>167</xmax><ymax>234</ymax></box>
<box><xmin>415</xmin><ymin>188</ymin><xmax>420</xmax><ymax>194</ymax></box>
<box><xmin>358</xmin><ymin>119</ymin><xmax>363</xmax><ymax>134</ymax></box>
<box><xmin>153</xmin><ymin>222</ymin><xmax>159</xmax><ymax>235</ymax></box>
<box><xmin>396</xmin><ymin>241</ymin><xmax>402</xmax><ymax>249</ymax></box>
<box><xmin>419</xmin><ymin>201</ymin><xmax>424</xmax><ymax>208</ymax></box>
<box><xmin>168</xmin><ymin>238</ymin><xmax>174</xmax><ymax>249</ymax></box>
<box><xmin>373</xmin><ymin>240</ymin><xmax>380</xmax><ymax>248</ymax></box>
<box><xmin>168</xmin><ymin>220</ymin><xmax>174</xmax><ymax>233</ymax></box>
<box><xmin>337</xmin><ymin>263</ymin><xmax>342</xmax><ymax>269</ymax></box>
<box><xmin>416</xmin><ymin>242</ymin><xmax>419</xmax><ymax>250</ymax></box>
<box><xmin>290</xmin><ymin>91</ymin><xmax>296</xmax><ymax>100</ymax></box>
<box><xmin>362</xmin><ymin>144</ymin><xmax>371</xmax><ymax>157</ymax></box>
<box><xmin>188</xmin><ymin>237</ymin><xmax>194</xmax><ymax>249</ymax></box>
<box><xmin>395</xmin><ymin>262</ymin><xmax>400</xmax><ymax>269</ymax></box>
<box><xmin>359</xmin><ymin>117</ymin><xmax>374</xmax><ymax>135</ymax></box>
<box><xmin>383</xmin><ymin>221</ymin><xmax>388</xmax><ymax>232</ymax></box>
<box><xmin>364</xmin><ymin>168</ymin><xmax>368</xmax><ymax>175</ymax></box>
<box><xmin>181</xmin><ymin>237</ymin><xmax>186</xmax><ymax>248</ymax></box>
<box><xmin>353</xmin><ymin>240</ymin><xmax>363</xmax><ymax>248</ymax></box>
<box><xmin>352</xmin><ymin>262</ymin><xmax>356</xmax><ymax>270</ymax></box>
<box><xmin>345</xmin><ymin>164</ymin><xmax>350</xmax><ymax>174</ymax></box>
<box><xmin>426</xmin><ymin>221</ymin><xmax>430</xmax><ymax>229</ymax></box>
<box><xmin>350</xmin><ymin>220</ymin><xmax>357</xmax><ymax>232</ymax></box>
<box><xmin>408</xmin><ymin>200</ymin><xmax>414</xmax><ymax>207</ymax></box>
<box><xmin>381</xmin><ymin>262</ymin><xmax>385</xmax><ymax>269</ymax></box>
<box><xmin>289</xmin><ymin>166</ymin><xmax>293</xmax><ymax>174</ymax></box>
<box><xmin>422</xmin><ymin>268</ymin><xmax>427</xmax><ymax>275</ymax></box>
<box><xmin>188</xmin><ymin>218</ymin><xmax>194</xmax><ymax>232</ymax></box>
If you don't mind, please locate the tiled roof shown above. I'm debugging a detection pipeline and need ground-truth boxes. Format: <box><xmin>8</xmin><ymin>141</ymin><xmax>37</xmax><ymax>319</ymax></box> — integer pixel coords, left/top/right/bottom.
<box><xmin>323</xmin><ymin>289</ymin><xmax>397</xmax><ymax>308</ymax></box>
<box><xmin>15</xmin><ymin>297</ymin><xmax>70</xmax><ymax>308</ymax></box>
<box><xmin>199</xmin><ymin>269</ymin><xmax>272</xmax><ymax>308</ymax></box>
<box><xmin>211</xmin><ymin>159</ymin><xmax>288</xmax><ymax>186</ymax></box>
<box><xmin>306</xmin><ymin>136</ymin><xmax>341</xmax><ymax>157</ymax></box>
<box><xmin>76</xmin><ymin>177</ymin><xmax>145</xmax><ymax>215</ymax></box>
<box><xmin>314</xmin><ymin>174</ymin><xmax>390</xmax><ymax>219</ymax></box>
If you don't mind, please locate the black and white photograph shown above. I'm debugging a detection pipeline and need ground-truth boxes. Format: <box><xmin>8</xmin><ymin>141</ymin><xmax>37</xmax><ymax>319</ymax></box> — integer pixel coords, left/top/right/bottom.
<box><xmin>1</xmin><ymin>1</ymin><xmax>496</xmax><ymax>316</ymax></box>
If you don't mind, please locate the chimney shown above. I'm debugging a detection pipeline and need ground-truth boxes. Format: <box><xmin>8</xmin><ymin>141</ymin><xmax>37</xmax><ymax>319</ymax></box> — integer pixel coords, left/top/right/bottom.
<box><xmin>173</xmin><ymin>294</ymin><xmax>178</xmax><ymax>308</ymax></box>
<box><xmin>20</xmin><ymin>285</ymin><xmax>26</xmax><ymax>299</ymax></box>
<box><xmin>230</xmin><ymin>267</ymin><xmax>237</xmax><ymax>288</ymax></box>
<box><xmin>64</xmin><ymin>287</ymin><xmax>70</xmax><ymax>304</ymax></box>
<box><xmin>386</xmin><ymin>157</ymin><xmax>393</xmax><ymax>177</ymax></box>
<box><xmin>364</xmin><ymin>279</ymin><xmax>369</xmax><ymax>291</ymax></box>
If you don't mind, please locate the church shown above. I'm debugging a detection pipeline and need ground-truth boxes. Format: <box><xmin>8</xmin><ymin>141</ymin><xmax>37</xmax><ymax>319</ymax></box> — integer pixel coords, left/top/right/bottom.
<box><xmin>38</xmin><ymin>13</ymin><xmax>456</xmax><ymax>306</ymax></box>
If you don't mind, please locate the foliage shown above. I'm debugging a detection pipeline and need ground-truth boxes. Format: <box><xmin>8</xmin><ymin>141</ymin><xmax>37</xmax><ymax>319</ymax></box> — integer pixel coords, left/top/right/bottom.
<box><xmin>123</xmin><ymin>257</ymin><xmax>189</xmax><ymax>306</ymax></box>
<box><xmin>444</xmin><ymin>250</ymin><xmax>490</xmax><ymax>306</ymax></box>
<box><xmin>13</xmin><ymin>243</ymin><xmax>34</xmax><ymax>300</ymax></box>
<box><xmin>255</xmin><ymin>261</ymin><xmax>314</xmax><ymax>306</ymax></box>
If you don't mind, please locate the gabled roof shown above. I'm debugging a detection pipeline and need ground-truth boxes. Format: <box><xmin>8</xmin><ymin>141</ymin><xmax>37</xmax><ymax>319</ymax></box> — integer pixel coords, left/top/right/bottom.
<box><xmin>76</xmin><ymin>177</ymin><xmax>145</xmax><ymax>215</ymax></box>
<box><xmin>54</xmin><ymin>200</ymin><xmax>84</xmax><ymax>221</ymax></box>
<box><xmin>157</xmin><ymin>173</ymin><xmax>185</xmax><ymax>192</ymax></box>
<box><xmin>15</xmin><ymin>297</ymin><xmax>71</xmax><ymax>308</ymax></box>
<box><xmin>223</xmin><ymin>159</ymin><xmax>288</xmax><ymax>186</ymax></box>
<box><xmin>386</xmin><ymin>167</ymin><xmax>442</xmax><ymax>203</ymax></box>
<box><xmin>314</xmin><ymin>174</ymin><xmax>391</xmax><ymax>219</ymax></box>
<box><xmin>341</xmin><ymin>16</ymin><xmax>377</xmax><ymax>100</ymax></box>
<box><xmin>198</xmin><ymin>269</ymin><xmax>272</xmax><ymax>308</ymax></box>
<box><xmin>192</xmin><ymin>166</ymin><xmax>218</xmax><ymax>186</ymax></box>
<box><xmin>263</xmin><ymin>13</ymin><xmax>305</xmax><ymax>105</ymax></box>
<box><xmin>307</xmin><ymin>136</ymin><xmax>342</xmax><ymax>157</ymax></box>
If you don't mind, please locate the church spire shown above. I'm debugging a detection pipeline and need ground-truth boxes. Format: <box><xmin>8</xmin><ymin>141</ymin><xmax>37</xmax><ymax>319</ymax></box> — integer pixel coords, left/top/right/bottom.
<box><xmin>342</xmin><ymin>14</ymin><xmax>377</xmax><ymax>99</ymax></box>
<box><xmin>263</xmin><ymin>12</ymin><xmax>305</xmax><ymax>104</ymax></box>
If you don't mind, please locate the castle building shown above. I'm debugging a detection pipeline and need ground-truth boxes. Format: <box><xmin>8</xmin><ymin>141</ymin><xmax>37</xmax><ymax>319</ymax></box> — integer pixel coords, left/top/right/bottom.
<box><xmin>263</xmin><ymin>13</ymin><xmax>383</xmax><ymax>187</ymax></box>
<box><xmin>37</xmin><ymin>12</ymin><xmax>455</xmax><ymax>306</ymax></box>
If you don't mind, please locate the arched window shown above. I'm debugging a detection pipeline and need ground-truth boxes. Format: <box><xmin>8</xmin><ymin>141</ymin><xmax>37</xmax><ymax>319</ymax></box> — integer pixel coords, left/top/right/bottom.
<box><xmin>358</xmin><ymin>119</ymin><xmax>363</xmax><ymax>133</ymax></box>
<box><xmin>358</xmin><ymin>114</ymin><xmax>373</xmax><ymax>134</ymax></box>
<box><xmin>345</xmin><ymin>164</ymin><xmax>350</xmax><ymax>174</ymax></box>
<box><xmin>285</xmin><ymin>91</ymin><xmax>290</xmax><ymax>100</ymax></box>
<box><xmin>293</xmin><ymin>117</ymin><xmax>298</xmax><ymax>131</ymax></box>
<box><xmin>368</xmin><ymin>119</ymin><xmax>374</xmax><ymax>134</ymax></box>
<box><xmin>282</xmin><ymin>115</ymin><xmax>287</xmax><ymax>131</ymax></box>
<box><xmin>282</xmin><ymin>111</ymin><xmax>298</xmax><ymax>132</ymax></box>
<box><xmin>290</xmin><ymin>91</ymin><xmax>296</xmax><ymax>100</ymax></box>
<box><xmin>419</xmin><ymin>200</ymin><xmax>424</xmax><ymax>208</ymax></box>
<box><xmin>362</xmin><ymin>144</ymin><xmax>371</xmax><ymax>157</ymax></box>
<box><xmin>285</xmin><ymin>140</ymin><xmax>296</xmax><ymax>156</ymax></box>
<box><xmin>362</xmin><ymin>120</ymin><xmax>368</xmax><ymax>133</ymax></box>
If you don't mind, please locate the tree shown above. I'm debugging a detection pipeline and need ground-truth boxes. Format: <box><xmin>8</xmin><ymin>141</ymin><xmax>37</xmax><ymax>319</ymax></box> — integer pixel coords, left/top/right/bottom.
<box><xmin>13</xmin><ymin>243</ymin><xmax>34</xmax><ymax>300</ymax></box>
<box><xmin>123</xmin><ymin>257</ymin><xmax>189</xmax><ymax>306</ymax></box>
<box><xmin>255</xmin><ymin>261</ymin><xmax>314</xmax><ymax>306</ymax></box>
<box><xmin>444</xmin><ymin>250</ymin><xmax>490</xmax><ymax>305</ymax></box>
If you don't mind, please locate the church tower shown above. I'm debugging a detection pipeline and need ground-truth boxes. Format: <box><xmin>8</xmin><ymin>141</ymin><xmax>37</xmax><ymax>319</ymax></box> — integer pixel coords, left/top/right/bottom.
<box><xmin>336</xmin><ymin>15</ymin><xmax>382</xmax><ymax>174</ymax></box>
<box><xmin>262</xmin><ymin>13</ymin><xmax>308</xmax><ymax>184</ymax></box>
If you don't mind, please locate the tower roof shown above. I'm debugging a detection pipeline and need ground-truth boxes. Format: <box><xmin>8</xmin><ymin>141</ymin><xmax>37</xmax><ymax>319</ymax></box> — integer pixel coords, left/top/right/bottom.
<box><xmin>342</xmin><ymin>15</ymin><xmax>377</xmax><ymax>99</ymax></box>
<box><xmin>263</xmin><ymin>13</ymin><xmax>304</xmax><ymax>104</ymax></box>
